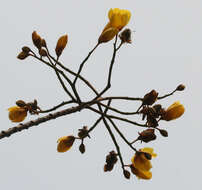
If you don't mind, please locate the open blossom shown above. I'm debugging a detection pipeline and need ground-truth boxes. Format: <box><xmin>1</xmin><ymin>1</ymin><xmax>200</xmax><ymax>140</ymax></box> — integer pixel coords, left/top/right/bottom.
<box><xmin>131</xmin><ymin>147</ymin><xmax>157</xmax><ymax>180</ymax></box>
<box><xmin>162</xmin><ymin>101</ymin><xmax>185</xmax><ymax>121</ymax></box>
<box><xmin>98</xmin><ymin>8</ymin><xmax>131</xmax><ymax>43</ymax></box>
<box><xmin>57</xmin><ymin>135</ymin><xmax>75</xmax><ymax>152</ymax></box>
<box><xmin>8</xmin><ymin>106</ymin><xmax>27</xmax><ymax>122</ymax></box>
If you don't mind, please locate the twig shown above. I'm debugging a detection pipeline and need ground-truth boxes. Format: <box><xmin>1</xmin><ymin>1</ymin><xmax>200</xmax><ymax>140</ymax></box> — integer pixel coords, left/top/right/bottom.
<box><xmin>94</xmin><ymin>35</ymin><xmax>118</xmax><ymax>99</ymax></box>
<box><xmin>73</xmin><ymin>43</ymin><xmax>99</xmax><ymax>85</ymax></box>
<box><xmin>99</xmin><ymin>102</ymin><xmax>139</xmax><ymax>115</ymax></box>
<box><xmin>157</xmin><ymin>89</ymin><xmax>177</xmax><ymax>100</ymax></box>
<box><xmin>39</xmin><ymin>101</ymin><xmax>75</xmax><ymax>113</ymax></box>
<box><xmin>86</xmin><ymin>106</ymin><xmax>147</xmax><ymax>128</ymax></box>
<box><xmin>97</xmin><ymin>103</ymin><xmax>125</xmax><ymax>171</ymax></box>
<box><xmin>107</xmin><ymin>118</ymin><xmax>137</xmax><ymax>152</ymax></box>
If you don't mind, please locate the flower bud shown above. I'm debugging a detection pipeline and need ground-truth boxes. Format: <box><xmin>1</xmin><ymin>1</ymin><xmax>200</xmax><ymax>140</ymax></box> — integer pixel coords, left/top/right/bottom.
<box><xmin>162</xmin><ymin>101</ymin><xmax>185</xmax><ymax>121</ymax></box>
<box><xmin>176</xmin><ymin>84</ymin><xmax>185</xmax><ymax>91</ymax></box>
<box><xmin>16</xmin><ymin>100</ymin><xmax>26</xmax><ymax>107</ymax></box>
<box><xmin>39</xmin><ymin>48</ymin><xmax>47</xmax><ymax>57</ymax></box>
<box><xmin>123</xmin><ymin>170</ymin><xmax>131</xmax><ymax>179</ymax></box>
<box><xmin>32</xmin><ymin>31</ymin><xmax>42</xmax><ymax>49</ymax></box>
<box><xmin>159</xmin><ymin>129</ymin><xmax>168</xmax><ymax>137</ymax></box>
<box><xmin>55</xmin><ymin>34</ymin><xmax>68</xmax><ymax>57</ymax></box>
<box><xmin>22</xmin><ymin>46</ymin><xmax>31</xmax><ymax>54</ymax></box>
<box><xmin>142</xmin><ymin>90</ymin><xmax>158</xmax><ymax>106</ymax></box>
<box><xmin>17</xmin><ymin>52</ymin><xmax>29</xmax><ymax>60</ymax></box>
<box><xmin>57</xmin><ymin>135</ymin><xmax>75</xmax><ymax>152</ymax></box>
<box><xmin>98</xmin><ymin>27</ymin><xmax>119</xmax><ymax>44</ymax></box>
<box><xmin>79</xmin><ymin>143</ymin><xmax>85</xmax><ymax>154</ymax></box>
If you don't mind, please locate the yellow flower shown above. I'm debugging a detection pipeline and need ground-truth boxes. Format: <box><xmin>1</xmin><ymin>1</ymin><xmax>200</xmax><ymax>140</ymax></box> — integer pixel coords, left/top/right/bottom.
<box><xmin>162</xmin><ymin>101</ymin><xmax>185</xmax><ymax>121</ymax></box>
<box><xmin>99</xmin><ymin>8</ymin><xmax>131</xmax><ymax>43</ymax></box>
<box><xmin>131</xmin><ymin>147</ymin><xmax>156</xmax><ymax>180</ymax></box>
<box><xmin>8</xmin><ymin>106</ymin><xmax>27</xmax><ymax>122</ymax></box>
<box><xmin>57</xmin><ymin>135</ymin><xmax>75</xmax><ymax>153</ymax></box>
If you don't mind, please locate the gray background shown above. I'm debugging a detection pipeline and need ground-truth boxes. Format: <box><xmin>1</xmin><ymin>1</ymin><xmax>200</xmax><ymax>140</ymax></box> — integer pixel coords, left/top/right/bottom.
<box><xmin>0</xmin><ymin>0</ymin><xmax>201</xmax><ymax>189</ymax></box>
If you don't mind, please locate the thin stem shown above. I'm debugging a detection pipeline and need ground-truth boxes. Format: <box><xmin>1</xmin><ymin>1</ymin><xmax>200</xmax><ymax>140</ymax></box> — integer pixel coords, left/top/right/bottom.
<box><xmin>97</xmin><ymin>103</ymin><xmax>125</xmax><ymax>171</ymax></box>
<box><xmin>86</xmin><ymin>106</ymin><xmax>147</xmax><ymax>128</ymax></box>
<box><xmin>93</xmin><ymin>35</ymin><xmax>118</xmax><ymax>100</ymax></box>
<box><xmin>73</xmin><ymin>43</ymin><xmax>99</xmax><ymax>85</ymax></box>
<box><xmin>107</xmin><ymin>118</ymin><xmax>137</xmax><ymax>152</ymax></box>
<box><xmin>30</xmin><ymin>54</ymin><xmax>81</xmax><ymax>103</ymax></box>
<box><xmin>39</xmin><ymin>101</ymin><xmax>74</xmax><ymax>113</ymax></box>
<box><xmin>46</xmin><ymin>54</ymin><xmax>99</xmax><ymax>96</ymax></box>
<box><xmin>158</xmin><ymin>89</ymin><xmax>177</xmax><ymax>100</ymax></box>
<box><xmin>99</xmin><ymin>102</ymin><xmax>139</xmax><ymax>115</ymax></box>
<box><xmin>47</xmin><ymin>54</ymin><xmax>76</xmax><ymax>101</ymax></box>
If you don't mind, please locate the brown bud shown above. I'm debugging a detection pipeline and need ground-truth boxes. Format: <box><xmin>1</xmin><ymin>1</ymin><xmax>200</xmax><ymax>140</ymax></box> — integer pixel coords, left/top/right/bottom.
<box><xmin>41</xmin><ymin>39</ymin><xmax>47</xmax><ymax>47</ymax></box>
<box><xmin>138</xmin><ymin>129</ymin><xmax>156</xmax><ymax>143</ymax></box>
<box><xmin>159</xmin><ymin>129</ymin><xmax>168</xmax><ymax>137</ymax></box>
<box><xmin>22</xmin><ymin>46</ymin><xmax>31</xmax><ymax>54</ymax></box>
<box><xmin>123</xmin><ymin>170</ymin><xmax>131</xmax><ymax>179</ymax></box>
<box><xmin>32</xmin><ymin>31</ymin><xmax>42</xmax><ymax>49</ymax></box>
<box><xmin>17</xmin><ymin>52</ymin><xmax>29</xmax><ymax>60</ymax></box>
<box><xmin>176</xmin><ymin>84</ymin><xmax>185</xmax><ymax>91</ymax></box>
<box><xmin>143</xmin><ymin>90</ymin><xmax>158</xmax><ymax>106</ymax></box>
<box><xmin>79</xmin><ymin>143</ymin><xmax>85</xmax><ymax>154</ymax></box>
<box><xmin>55</xmin><ymin>34</ymin><xmax>68</xmax><ymax>57</ymax></box>
<box><xmin>119</xmin><ymin>28</ymin><xmax>132</xmax><ymax>43</ymax></box>
<box><xmin>39</xmin><ymin>48</ymin><xmax>47</xmax><ymax>57</ymax></box>
<box><xmin>16</xmin><ymin>100</ymin><xmax>26</xmax><ymax>107</ymax></box>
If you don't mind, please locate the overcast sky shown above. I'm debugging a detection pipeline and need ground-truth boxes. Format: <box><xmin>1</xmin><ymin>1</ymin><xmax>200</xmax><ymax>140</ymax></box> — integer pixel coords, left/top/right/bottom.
<box><xmin>0</xmin><ymin>0</ymin><xmax>202</xmax><ymax>189</ymax></box>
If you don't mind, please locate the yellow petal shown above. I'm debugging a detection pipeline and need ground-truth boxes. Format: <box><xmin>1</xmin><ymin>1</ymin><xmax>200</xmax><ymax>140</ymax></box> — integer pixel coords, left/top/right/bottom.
<box><xmin>163</xmin><ymin>101</ymin><xmax>185</xmax><ymax>121</ymax></box>
<box><xmin>8</xmin><ymin>106</ymin><xmax>27</xmax><ymax>122</ymax></box>
<box><xmin>140</xmin><ymin>147</ymin><xmax>157</xmax><ymax>158</ymax></box>
<box><xmin>131</xmin><ymin>152</ymin><xmax>152</xmax><ymax>171</ymax></box>
<box><xmin>130</xmin><ymin>165</ymin><xmax>152</xmax><ymax>180</ymax></box>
